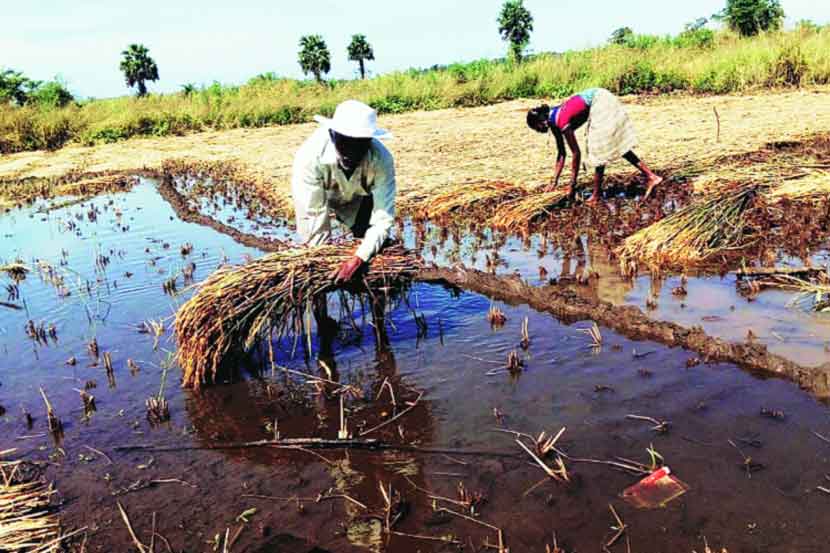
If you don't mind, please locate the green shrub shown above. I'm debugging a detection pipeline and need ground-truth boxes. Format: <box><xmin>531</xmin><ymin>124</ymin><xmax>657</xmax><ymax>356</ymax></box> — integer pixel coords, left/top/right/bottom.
<box><xmin>369</xmin><ymin>94</ymin><xmax>421</xmax><ymax>114</ymax></box>
<box><xmin>674</xmin><ymin>28</ymin><xmax>716</xmax><ymax>49</ymax></box>
<box><xmin>27</xmin><ymin>80</ymin><xmax>74</xmax><ymax>108</ymax></box>
<box><xmin>768</xmin><ymin>42</ymin><xmax>807</xmax><ymax>86</ymax></box>
<box><xmin>82</xmin><ymin>126</ymin><xmax>128</xmax><ymax>145</ymax></box>
<box><xmin>623</xmin><ymin>34</ymin><xmax>665</xmax><ymax>50</ymax></box>
<box><xmin>503</xmin><ymin>72</ymin><xmax>539</xmax><ymax>98</ymax></box>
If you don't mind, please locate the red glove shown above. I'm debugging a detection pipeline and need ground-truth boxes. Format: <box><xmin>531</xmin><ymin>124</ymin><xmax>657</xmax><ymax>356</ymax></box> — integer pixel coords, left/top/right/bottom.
<box><xmin>332</xmin><ymin>255</ymin><xmax>364</xmax><ymax>284</ymax></box>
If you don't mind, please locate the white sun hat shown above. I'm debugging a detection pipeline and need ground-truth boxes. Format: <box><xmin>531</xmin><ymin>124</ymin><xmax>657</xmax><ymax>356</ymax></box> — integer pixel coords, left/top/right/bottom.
<box><xmin>313</xmin><ymin>99</ymin><xmax>392</xmax><ymax>139</ymax></box>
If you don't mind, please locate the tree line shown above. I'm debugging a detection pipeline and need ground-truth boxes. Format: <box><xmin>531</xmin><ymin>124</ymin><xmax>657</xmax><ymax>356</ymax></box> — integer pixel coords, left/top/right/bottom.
<box><xmin>0</xmin><ymin>0</ymin><xmax>812</xmax><ymax>103</ymax></box>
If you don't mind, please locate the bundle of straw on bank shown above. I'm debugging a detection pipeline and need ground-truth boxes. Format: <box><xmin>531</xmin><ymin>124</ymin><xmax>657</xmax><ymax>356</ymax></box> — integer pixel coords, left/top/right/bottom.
<box><xmin>618</xmin><ymin>184</ymin><xmax>760</xmax><ymax>274</ymax></box>
<box><xmin>175</xmin><ymin>244</ymin><xmax>422</xmax><ymax>388</ymax></box>
<box><xmin>764</xmin><ymin>172</ymin><xmax>830</xmax><ymax>203</ymax></box>
<box><xmin>0</xmin><ymin>450</ymin><xmax>60</xmax><ymax>552</ymax></box>
<box><xmin>488</xmin><ymin>189</ymin><xmax>569</xmax><ymax>231</ymax></box>
<box><xmin>417</xmin><ymin>180</ymin><xmax>526</xmax><ymax>219</ymax></box>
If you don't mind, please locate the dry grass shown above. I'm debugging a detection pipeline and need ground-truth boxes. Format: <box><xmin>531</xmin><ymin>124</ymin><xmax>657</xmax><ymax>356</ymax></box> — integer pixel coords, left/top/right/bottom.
<box><xmin>617</xmin><ymin>183</ymin><xmax>760</xmax><ymax>274</ymax></box>
<box><xmin>488</xmin><ymin>189</ymin><xmax>570</xmax><ymax>230</ymax></box>
<box><xmin>415</xmin><ymin>180</ymin><xmax>525</xmax><ymax>219</ymax></box>
<box><xmin>765</xmin><ymin>172</ymin><xmax>830</xmax><ymax>202</ymax></box>
<box><xmin>0</xmin><ymin>173</ymin><xmax>137</xmax><ymax>208</ymax></box>
<box><xmin>616</xmin><ymin>132</ymin><xmax>830</xmax><ymax>272</ymax></box>
<box><xmin>3</xmin><ymin>87</ymin><xmax>830</xmax><ymax>217</ymax></box>
<box><xmin>175</xmin><ymin>243</ymin><xmax>422</xmax><ymax>388</ymax></box>
<box><xmin>0</xmin><ymin>450</ymin><xmax>60</xmax><ymax>552</ymax></box>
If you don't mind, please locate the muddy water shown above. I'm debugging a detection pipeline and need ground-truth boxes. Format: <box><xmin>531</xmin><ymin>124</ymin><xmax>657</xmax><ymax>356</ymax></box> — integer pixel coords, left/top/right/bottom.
<box><xmin>2</xmin><ymin>179</ymin><xmax>830</xmax><ymax>552</ymax></box>
<box><xmin>418</xmin><ymin>226</ymin><xmax>830</xmax><ymax>368</ymax></box>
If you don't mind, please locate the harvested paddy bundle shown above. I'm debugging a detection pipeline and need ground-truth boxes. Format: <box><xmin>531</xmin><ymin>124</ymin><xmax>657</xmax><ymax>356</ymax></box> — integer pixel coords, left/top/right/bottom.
<box><xmin>0</xmin><ymin>263</ymin><xmax>30</xmax><ymax>281</ymax></box>
<box><xmin>417</xmin><ymin>180</ymin><xmax>525</xmax><ymax>219</ymax></box>
<box><xmin>764</xmin><ymin>172</ymin><xmax>830</xmax><ymax>203</ymax></box>
<box><xmin>175</xmin><ymin>244</ymin><xmax>423</xmax><ymax>388</ymax></box>
<box><xmin>488</xmin><ymin>189</ymin><xmax>569</xmax><ymax>231</ymax></box>
<box><xmin>618</xmin><ymin>183</ymin><xmax>760</xmax><ymax>274</ymax></box>
<box><xmin>0</xmin><ymin>449</ymin><xmax>60</xmax><ymax>552</ymax></box>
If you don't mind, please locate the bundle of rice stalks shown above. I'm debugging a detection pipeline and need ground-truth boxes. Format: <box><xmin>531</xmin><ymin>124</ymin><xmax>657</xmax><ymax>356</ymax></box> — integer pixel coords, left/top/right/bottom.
<box><xmin>175</xmin><ymin>243</ymin><xmax>422</xmax><ymax>388</ymax></box>
<box><xmin>417</xmin><ymin>180</ymin><xmax>525</xmax><ymax>219</ymax></box>
<box><xmin>618</xmin><ymin>184</ymin><xmax>760</xmax><ymax>274</ymax></box>
<box><xmin>764</xmin><ymin>172</ymin><xmax>830</xmax><ymax>203</ymax></box>
<box><xmin>488</xmin><ymin>189</ymin><xmax>569</xmax><ymax>231</ymax></box>
<box><xmin>0</xmin><ymin>263</ymin><xmax>30</xmax><ymax>281</ymax></box>
<box><xmin>0</xmin><ymin>449</ymin><xmax>60</xmax><ymax>552</ymax></box>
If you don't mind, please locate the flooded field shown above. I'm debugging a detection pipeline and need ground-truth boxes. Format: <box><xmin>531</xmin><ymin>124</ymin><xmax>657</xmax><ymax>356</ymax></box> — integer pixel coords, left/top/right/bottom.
<box><xmin>2</xmin><ymin>178</ymin><xmax>830</xmax><ymax>552</ymax></box>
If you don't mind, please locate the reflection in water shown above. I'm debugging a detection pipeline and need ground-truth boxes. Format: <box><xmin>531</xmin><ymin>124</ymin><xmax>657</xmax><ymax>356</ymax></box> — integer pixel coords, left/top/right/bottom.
<box><xmin>184</xmin><ymin>296</ymin><xmax>439</xmax><ymax>551</ymax></box>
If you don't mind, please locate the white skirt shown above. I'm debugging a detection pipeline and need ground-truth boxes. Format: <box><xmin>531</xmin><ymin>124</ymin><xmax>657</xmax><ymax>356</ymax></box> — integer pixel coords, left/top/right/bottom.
<box><xmin>586</xmin><ymin>89</ymin><xmax>638</xmax><ymax>168</ymax></box>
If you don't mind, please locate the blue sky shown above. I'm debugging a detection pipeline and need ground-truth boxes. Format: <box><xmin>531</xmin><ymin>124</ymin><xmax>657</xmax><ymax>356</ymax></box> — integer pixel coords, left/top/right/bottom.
<box><xmin>5</xmin><ymin>0</ymin><xmax>829</xmax><ymax>99</ymax></box>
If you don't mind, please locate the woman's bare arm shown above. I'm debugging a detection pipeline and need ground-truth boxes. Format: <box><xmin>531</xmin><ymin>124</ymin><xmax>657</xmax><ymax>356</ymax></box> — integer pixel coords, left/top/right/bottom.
<box><xmin>547</xmin><ymin>130</ymin><xmax>567</xmax><ymax>192</ymax></box>
<box><xmin>564</xmin><ymin>128</ymin><xmax>581</xmax><ymax>197</ymax></box>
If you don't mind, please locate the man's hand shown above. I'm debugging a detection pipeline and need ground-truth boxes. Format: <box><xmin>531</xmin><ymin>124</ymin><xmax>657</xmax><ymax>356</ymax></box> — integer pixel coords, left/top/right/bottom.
<box><xmin>332</xmin><ymin>255</ymin><xmax>364</xmax><ymax>284</ymax></box>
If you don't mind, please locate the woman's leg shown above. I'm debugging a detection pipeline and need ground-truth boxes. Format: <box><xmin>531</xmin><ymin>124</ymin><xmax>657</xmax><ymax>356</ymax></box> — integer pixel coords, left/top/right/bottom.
<box><xmin>586</xmin><ymin>166</ymin><xmax>605</xmax><ymax>206</ymax></box>
<box><xmin>623</xmin><ymin>151</ymin><xmax>663</xmax><ymax>199</ymax></box>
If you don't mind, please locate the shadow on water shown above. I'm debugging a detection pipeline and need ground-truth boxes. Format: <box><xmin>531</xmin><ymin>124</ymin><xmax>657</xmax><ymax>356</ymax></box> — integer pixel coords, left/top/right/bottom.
<box><xmin>1</xmin><ymin>177</ymin><xmax>830</xmax><ymax>552</ymax></box>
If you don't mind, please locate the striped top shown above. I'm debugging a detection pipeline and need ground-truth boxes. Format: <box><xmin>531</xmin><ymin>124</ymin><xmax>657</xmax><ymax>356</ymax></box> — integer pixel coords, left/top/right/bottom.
<box><xmin>549</xmin><ymin>88</ymin><xmax>601</xmax><ymax>132</ymax></box>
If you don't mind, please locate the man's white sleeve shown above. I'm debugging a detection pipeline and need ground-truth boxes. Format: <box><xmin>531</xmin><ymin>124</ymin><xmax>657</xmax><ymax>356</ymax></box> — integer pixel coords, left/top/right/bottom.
<box><xmin>355</xmin><ymin>148</ymin><xmax>396</xmax><ymax>262</ymax></box>
<box><xmin>291</xmin><ymin>151</ymin><xmax>329</xmax><ymax>247</ymax></box>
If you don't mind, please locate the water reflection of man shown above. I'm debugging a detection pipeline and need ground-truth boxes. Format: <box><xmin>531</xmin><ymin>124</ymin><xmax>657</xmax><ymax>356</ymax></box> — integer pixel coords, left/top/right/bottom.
<box><xmin>291</xmin><ymin>100</ymin><xmax>396</xmax><ymax>284</ymax></box>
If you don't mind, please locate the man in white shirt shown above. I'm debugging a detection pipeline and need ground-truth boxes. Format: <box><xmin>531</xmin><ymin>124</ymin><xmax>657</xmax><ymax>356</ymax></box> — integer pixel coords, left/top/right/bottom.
<box><xmin>291</xmin><ymin>100</ymin><xmax>396</xmax><ymax>283</ymax></box>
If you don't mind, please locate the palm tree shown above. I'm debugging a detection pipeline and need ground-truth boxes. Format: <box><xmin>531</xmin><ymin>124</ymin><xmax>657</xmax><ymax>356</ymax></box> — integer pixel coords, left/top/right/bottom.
<box><xmin>498</xmin><ymin>0</ymin><xmax>534</xmax><ymax>63</ymax></box>
<box><xmin>119</xmin><ymin>44</ymin><xmax>159</xmax><ymax>97</ymax></box>
<box><xmin>347</xmin><ymin>34</ymin><xmax>375</xmax><ymax>80</ymax></box>
<box><xmin>298</xmin><ymin>35</ymin><xmax>331</xmax><ymax>84</ymax></box>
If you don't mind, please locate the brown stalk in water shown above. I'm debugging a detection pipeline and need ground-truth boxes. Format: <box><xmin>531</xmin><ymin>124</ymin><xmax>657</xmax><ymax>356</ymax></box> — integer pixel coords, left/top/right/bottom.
<box><xmin>38</xmin><ymin>387</ymin><xmax>62</xmax><ymax>435</ymax></box>
<box><xmin>487</xmin><ymin>304</ymin><xmax>507</xmax><ymax>327</ymax></box>
<box><xmin>74</xmin><ymin>388</ymin><xmax>97</xmax><ymax>420</ymax></box>
<box><xmin>625</xmin><ymin>414</ymin><xmax>671</xmax><ymax>434</ymax></box>
<box><xmin>515</xmin><ymin>436</ymin><xmax>569</xmax><ymax>483</ymax></box>
<box><xmin>520</xmin><ymin>316</ymin><xmax>530</xmax><ymax>350</ymax></box>
<box><xmin>604</xmin><ymin>503</ymin><xmax>629</xmax><ymax>552</ymax></box>
<box><xmin>87</xmin><ymin>337</ymin><xmax>99</xmax><ymax>360</ymax></box>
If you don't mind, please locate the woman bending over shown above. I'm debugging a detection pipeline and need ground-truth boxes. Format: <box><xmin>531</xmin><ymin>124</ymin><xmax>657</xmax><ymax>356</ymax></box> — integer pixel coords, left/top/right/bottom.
<box><xmin>527</xmin><ymin>88</ymin><xmax>663</xmax><ymax>206</ymax></box>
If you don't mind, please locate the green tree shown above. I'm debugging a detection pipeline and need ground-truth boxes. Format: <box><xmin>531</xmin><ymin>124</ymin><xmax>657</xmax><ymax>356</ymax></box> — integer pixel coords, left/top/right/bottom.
<box><xmin>610</xmin><ymin>27</ymin><xmax>634</xmax><ymax>45</ymax></box>
<box><xmin>298</xmin><ymin>35</ymin><xmax>331</xmax><ymax>83</ymax></box>
<box><xmin>0</xmin><ymin>69</ymin><xmax>36</xmax><ymax>105</ymax></box>
<box><xmin>716</xmin><ymin>0</ymin><xmax>784</xmax><ymax>37</ymax></box>
<box><xmin>28</xmin><ymin>80</ymin><xmax>74</xmax><ymax>108</ymax></box>
<box><xmin>347</xmin><ymin>34</ymin><xmax>375</xmax><ymax>79</ymax></box>
<box><xmin>119</xmin><ymin>44</ymin><xmax>159</xmax><ymax>97</ymax></box>
<box><xmin>498</xmin><ymin>0</ymin><xmax>534</xmax><ymax>63</ymax></box>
